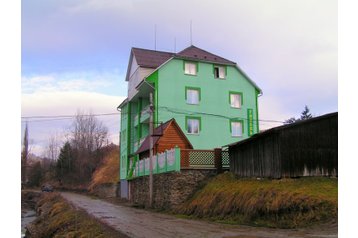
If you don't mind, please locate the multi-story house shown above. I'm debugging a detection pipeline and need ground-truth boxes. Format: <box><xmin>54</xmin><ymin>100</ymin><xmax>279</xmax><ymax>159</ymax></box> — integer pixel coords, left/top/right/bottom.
<box><xmin>118</xmin><ymin>45</ymin><xmax>262</xmax><ymax>197</ymax></box>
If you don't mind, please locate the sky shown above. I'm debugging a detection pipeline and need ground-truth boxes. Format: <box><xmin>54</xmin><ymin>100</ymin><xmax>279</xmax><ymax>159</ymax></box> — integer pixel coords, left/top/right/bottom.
<box><xmin>21</xmin><ymin>0</ymin><xmax>337</xmax><ymax>156</ymax></box>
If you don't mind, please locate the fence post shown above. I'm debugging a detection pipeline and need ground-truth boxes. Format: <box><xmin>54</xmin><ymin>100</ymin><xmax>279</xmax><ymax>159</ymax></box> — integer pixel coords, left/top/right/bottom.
<box><xmin>175</xmin><ymin>146</ymin><xmax>181</xmax><ymax>171</ymax></box>
<box><xmin>214</xmin><ymin>148</ymin><xmax>223</xmax><ymax>174</ymax></box>
<box><xmin>165</xmin><ymin>150</ymin><xmax>168</xmax><ymax>172</ymax></box>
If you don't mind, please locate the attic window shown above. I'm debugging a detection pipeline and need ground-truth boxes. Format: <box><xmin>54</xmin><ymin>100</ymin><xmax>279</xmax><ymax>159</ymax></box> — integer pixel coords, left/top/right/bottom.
<box><xmin>184</xmin><ymin>62</ymin><xmax>197</xmax><ymax>75</ymax></box>
<box><xmin>214</xmin><ymin>65</ymin><xmax>226</xmax><ymax>79</ymax></box>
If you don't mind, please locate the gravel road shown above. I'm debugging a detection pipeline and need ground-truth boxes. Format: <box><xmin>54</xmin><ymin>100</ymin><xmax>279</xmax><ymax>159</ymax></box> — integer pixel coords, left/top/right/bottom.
<box><xmin>61</xmin><ymin>192</ymin><xmax>337</xmax><ymax>238</ymax></box>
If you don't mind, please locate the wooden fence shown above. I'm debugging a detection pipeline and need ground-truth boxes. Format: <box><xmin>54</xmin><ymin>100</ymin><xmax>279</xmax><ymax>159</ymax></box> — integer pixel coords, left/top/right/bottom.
<box><xmin>229</xmin><ymin>112</ymin><xmax>338</xmax><ymax>178</ymax></box>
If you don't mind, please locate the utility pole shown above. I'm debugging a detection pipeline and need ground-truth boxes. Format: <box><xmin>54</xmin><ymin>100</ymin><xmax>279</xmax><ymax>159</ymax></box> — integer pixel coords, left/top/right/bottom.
<box><xmin>149</xmin><ymin>92</ymin><xmax>154</xmax><ymax>207</ymax></box>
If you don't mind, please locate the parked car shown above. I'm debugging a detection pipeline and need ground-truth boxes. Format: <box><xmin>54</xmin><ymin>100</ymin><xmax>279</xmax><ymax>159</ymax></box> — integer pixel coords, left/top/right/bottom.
<box><xmin>41</xmin><ymin>184</ymin><xmax>53</xmax><ymax>192</ymax></box>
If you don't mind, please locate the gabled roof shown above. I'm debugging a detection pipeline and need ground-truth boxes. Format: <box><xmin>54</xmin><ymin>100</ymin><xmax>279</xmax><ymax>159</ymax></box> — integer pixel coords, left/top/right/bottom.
<box><xmin>132</xmin><ymin>47</ymin><xmax>174</xmax><ymax>68</ymax></box>
<box><xmin>176</xmin><ymin>45</ymin><xmax>236</xmax><ymax>65</ymax></box>
<box><xmin>125</xmin><ymin>45</ymin><xmax>262</xmax><ymax>94</ymax></box>
<box><xmin>135</xmin><ymin>118</ymin><xmax>193</xmax><ymax>155</ymax></box>
<box><xmin>125</xmin><ymin>48</ymin><xmax>174</xmax><ymax>81</ymax></box>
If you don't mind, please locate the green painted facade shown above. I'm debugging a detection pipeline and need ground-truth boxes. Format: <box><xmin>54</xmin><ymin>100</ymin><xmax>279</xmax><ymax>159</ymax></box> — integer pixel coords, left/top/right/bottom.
<box><xmin>119</xmin><ymin>55</ymin><xmax>261</xmax><ymax>180</ymax></box>
<box><xmin>148</xmin><ymin>58</ymin><xmax>259</xmax><ymax>149</ymax></box>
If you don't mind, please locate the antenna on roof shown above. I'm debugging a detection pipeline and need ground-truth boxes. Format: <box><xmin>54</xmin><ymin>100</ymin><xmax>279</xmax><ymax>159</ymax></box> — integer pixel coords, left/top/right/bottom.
<box><xmin>174</xmin><ymin>37</ymin><xmax>176</xmax><ymax>53</ymax></box>
<box><xmin>190</xmin><ymin>20</ymin><xmax>193</xmax><ymax>45</ymax></box>
<box><xmin>154</xmin><ymin>24</ymin><xmax>157</xmax><ymax>51</ymax></box>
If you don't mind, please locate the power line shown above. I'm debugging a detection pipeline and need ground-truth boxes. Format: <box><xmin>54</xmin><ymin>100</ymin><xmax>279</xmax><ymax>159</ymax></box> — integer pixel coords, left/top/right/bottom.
<box><xmin>21</xmin><ymin>112</ymin><xmax>120</xmax><ymax>119</ymax></box>
<box><xmin>22</xmin><ymin>107</ymin><xmax>284</xmax><ymax>124</ymax></box>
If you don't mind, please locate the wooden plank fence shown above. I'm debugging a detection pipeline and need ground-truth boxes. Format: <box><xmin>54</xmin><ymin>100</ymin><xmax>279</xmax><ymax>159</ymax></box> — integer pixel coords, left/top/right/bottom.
<box><xmin>229</xmin><ymin>112</ymin><xmax>338</xmax><ymax>178</ymax></box>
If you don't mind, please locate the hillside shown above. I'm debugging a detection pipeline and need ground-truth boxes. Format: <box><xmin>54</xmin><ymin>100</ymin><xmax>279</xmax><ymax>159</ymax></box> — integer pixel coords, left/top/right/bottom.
<box><xmin>88</xmin><ymin>146</ymin><xmax>119</xmax><ymax>192</ymax></box>
<box><xmin>177</xmin><ymin>172</ymin><xmax>338</xmax><ymax>228</ymax></box>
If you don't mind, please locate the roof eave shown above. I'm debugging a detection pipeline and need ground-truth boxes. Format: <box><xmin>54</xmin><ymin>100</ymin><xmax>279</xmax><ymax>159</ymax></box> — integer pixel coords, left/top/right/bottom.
<box><xmin>234</xmin><ymin>64</ymin><xmax>262</xmax><ymax>95</ymax></box>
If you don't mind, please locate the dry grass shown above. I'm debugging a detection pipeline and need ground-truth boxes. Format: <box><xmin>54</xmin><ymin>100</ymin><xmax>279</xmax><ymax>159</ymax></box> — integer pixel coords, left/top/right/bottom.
<box><xmin>177</xmin><ymin>172</ymin><xmax>337</xmax><ymax>228</ymax></box>
<box><xmin>89</xmin><ymin>147</ymin><xmax>119</xmax><ymax>191</ymax></box>
<box><xmin>27</xmin><ymin>193</ymin><xmax>123</xmax><ymax>237</ymax></box>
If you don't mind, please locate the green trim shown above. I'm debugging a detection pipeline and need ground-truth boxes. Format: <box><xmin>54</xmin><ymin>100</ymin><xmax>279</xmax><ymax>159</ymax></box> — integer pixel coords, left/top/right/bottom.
<box><xmin>247</xmin><ymin>108</ymin><xmax>254</xmax><ymax>136</ymax></box>
<box><xmin>229</xmin><ymin>91</ymin><xmax>243</xmax><ymax>107</ymax></box>
<box><xmin>255</xmin><ymin>89</ymin><xmax>260</xmax><ymax>133</ymax></box>
<box><xmin>137</xmin><ymin>98</ymin><xmax>142</xmax><ymax>140</ymax></box>
<box><xmin>185</xmin><ymin>86</ymin><xmax>201</xmax><ymax>102</ymax></box>
<box><xmin>146</xmin><ymin>71</ymin><xmax>159</xmax><ymax>124</ymax></box>
<box><xmin>126</xmin><ymin>103</ymin><xmax>131</xmax><ymax>174</ymax></box>
<box><xmin>185</xmin><ymin>116</ymin><xmax>201</xmax><ymax>133</ymax></box>
<box><xmin>230</xmin><ymin>119</ymin><xmax>244</xmax><ymax>136</ymax></box>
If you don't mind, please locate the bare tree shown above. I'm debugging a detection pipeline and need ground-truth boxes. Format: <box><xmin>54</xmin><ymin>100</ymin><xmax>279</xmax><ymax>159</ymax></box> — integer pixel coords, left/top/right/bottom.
<box><xmin>46</xmin><ymin>133</ymin><xmax>61</xmax><ymax>161</ymax></box>
<box><xmin>21</xmin><ymin>123</ymin><xmax>29</xmax><ymax>183</ymax></box>
<box><xmin>69</xmin><ymin>110</ymin><xmax>108</xmax><ymax>181</ymax></box>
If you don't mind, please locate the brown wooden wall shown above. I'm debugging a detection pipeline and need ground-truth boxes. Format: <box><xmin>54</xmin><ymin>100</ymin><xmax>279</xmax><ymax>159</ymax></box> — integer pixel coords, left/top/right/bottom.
<box><xmin>229</xmin><ymin>113</ymin><xmax>338</xmax><ymax>178</ymax></box>
<box><xmin>139</xmin><ymin>121</ymin><xmax>192</xmax><ymax>160</ymax></box>
<box><xmin>156</xmin><ymin>123</ymin><xmax>192</xmax><ymax>153</ymax></box>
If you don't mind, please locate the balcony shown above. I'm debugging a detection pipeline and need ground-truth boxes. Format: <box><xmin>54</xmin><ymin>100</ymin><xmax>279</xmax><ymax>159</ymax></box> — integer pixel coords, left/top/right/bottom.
<box><xmin>140</xmin><ymin>106</ymin><xmax>150</xmax><ymax>123</ymax></box>
<box><xmin>134</xmin><ymin>114</ymin><xmax>139</xmax><ymax>127</ymax></box>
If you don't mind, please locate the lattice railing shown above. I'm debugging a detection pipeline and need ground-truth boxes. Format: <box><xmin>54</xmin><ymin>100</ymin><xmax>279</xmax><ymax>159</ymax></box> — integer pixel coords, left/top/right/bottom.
<box><xmin>222</xmin><ymin>150</ymin><xmax>230</xmax><ymax>168</ymax></box>
<box><xmin>181</xmin><ymin>149</ymin><xmax>230</xmax><ymax>169</ymax></box>
<box><xmin>181</xmin><ymin>149</ymin><xmax>213</xmax><ymax>168</ymax></box>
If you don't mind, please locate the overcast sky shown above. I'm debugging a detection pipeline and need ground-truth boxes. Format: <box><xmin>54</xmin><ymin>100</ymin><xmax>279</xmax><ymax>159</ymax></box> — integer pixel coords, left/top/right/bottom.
<box><xmin>21</xmin><ymin>0</ymin><xmax>337</xmax><ymax>156</ymax></box>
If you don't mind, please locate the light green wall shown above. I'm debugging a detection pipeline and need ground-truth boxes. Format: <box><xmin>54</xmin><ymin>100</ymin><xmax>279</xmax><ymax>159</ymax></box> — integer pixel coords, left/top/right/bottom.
<box><xmin>155</xmin><ymin>58</ymin><xmax>259</xmax><ymax>149</ymax></box>
<box><xmin>121</xmin><ymin>57</ymin><xmax>260</xmax><ymax>179</ymax></box>
<box><xmin>119</xmin><ymin>103</ymin><xmax>128</xmax><ymax>180</ymax></box>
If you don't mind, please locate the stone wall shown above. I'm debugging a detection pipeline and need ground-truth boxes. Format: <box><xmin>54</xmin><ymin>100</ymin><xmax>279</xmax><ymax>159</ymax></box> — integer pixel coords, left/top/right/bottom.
<box><xmin>129</xmin><ymin>169</ymin><xmax>216</xmax><ymax>210</ymax></box>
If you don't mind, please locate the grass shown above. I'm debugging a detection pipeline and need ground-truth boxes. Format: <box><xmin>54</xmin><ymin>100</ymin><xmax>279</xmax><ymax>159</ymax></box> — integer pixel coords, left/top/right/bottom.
<box><xmin>27</xmin><ymin>193</ymin><xmax>125</xmax><ymax>238</ymax></box>
<box><xmin>176</xmin><ymin>172</ymin><xmax>337</xmax><ymax>228</ymax></box>
<box><xmin>88</xmin><ymin>147</ymin><xmax>119</xmax><ymax>192</ymax></box>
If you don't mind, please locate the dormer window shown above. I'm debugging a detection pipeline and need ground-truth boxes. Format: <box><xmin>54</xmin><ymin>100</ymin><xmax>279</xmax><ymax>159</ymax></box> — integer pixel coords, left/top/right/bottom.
<box><xmin>184</xmin><ymin>62</ymin><xmax>197</xmax><ymax>75</ymax></box>
<box><xmin>214</xmin><ymin>65</ymin><xmax>226</xmax><ymax>79</ymax></box>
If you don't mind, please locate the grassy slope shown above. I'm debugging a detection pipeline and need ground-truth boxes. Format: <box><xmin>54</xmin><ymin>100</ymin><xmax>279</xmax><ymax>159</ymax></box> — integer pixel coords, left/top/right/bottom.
<box><xmin>27</xmin><ymin>193</ymin><xmax>124</xmax><ymax>238</ymax></box>
<box><xmin>89</xmin><ymin>147</ymin><xmax>119</xmax><ymax>191</ymax></box>
<box><xmin>177</xmin><ymin>172</ymin><xmax>337</xmax><ymax>228</ymax></box>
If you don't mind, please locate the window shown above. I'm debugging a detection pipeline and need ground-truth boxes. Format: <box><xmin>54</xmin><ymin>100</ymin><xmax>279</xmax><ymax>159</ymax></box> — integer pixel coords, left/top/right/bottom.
<box><xmin>184</xmin><ymin>62</ymin><xmax>197</xmax><ymax>75</ymax></box>
<box><xmin>229</xmin><ymin>92</ymin><xmax>243</xmax><ymax>108</ymax></box>
<box><xmin>186</xmin><ymin>117</ymin><xmax>201</xmax><ymax>134</ymax></box>
<box><xmin>185</xmin><ymin>87</ymin><xmax>200</xmax><ymax>105</ymax></box>
<box><xmin>214</xmin><ymin>65</ymin><xmax>226</xmax><ymax>79</ymax></box>
<box><xmin>231</xmin><ymin>121</ymin><xmax>243</xmax><ymax>137</ymax></box>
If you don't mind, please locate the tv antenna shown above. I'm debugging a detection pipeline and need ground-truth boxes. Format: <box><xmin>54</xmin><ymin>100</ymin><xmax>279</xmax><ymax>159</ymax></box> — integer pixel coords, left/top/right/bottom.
<box><xmin>190</xmin><ymin>20</ymin><xmax>193</xmax><ymax>45</ymax></box>
<box><xmin>154</xmin><ymin>24</ymin><xmax>157</xmax><ymax>50</ymax></box>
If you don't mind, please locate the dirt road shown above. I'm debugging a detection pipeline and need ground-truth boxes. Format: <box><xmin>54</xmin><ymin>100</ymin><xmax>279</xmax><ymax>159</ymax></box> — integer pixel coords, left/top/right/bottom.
<box><xmin>61</xmin><ymin>192</ymin><xmax>337</xmax><ymax>238</ymax></box>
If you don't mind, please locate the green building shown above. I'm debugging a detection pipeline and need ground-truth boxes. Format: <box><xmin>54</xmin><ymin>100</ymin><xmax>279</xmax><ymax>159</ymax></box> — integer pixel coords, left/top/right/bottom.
<box><xmin>118</xmin><ymin>45</ymin><xmax>262</xmax><ymax>198</ymax></box>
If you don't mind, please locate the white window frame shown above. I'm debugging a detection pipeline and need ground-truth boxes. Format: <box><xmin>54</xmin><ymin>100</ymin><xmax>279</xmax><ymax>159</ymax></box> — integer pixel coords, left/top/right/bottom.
<box><xmin>184</xmin><ymin>62</ymin><xmax>197</xmax><ymax>75</ymax></box>
<box><xmin>231</xmin><ymin>121</ymin><xmax>243</xmax><ymax>137</ymax></box>
<box><xmin>214</xmin><ymin>65</ymin><xmax>226</xmax><ymax>79</ymax></box>
<box><xmin>187</xmin><ymin>118</ymin><xmax>200</xmax><ymax>135</ymax></box>
<box><xmin>186</xmin><ymin>88</ymin><xmax>200</xmax><ymax>105</ymax></box>
<box><xmin>230</xmin><ymin>93</ymin><xmax>242</xmax><ymax>108</ymax></box>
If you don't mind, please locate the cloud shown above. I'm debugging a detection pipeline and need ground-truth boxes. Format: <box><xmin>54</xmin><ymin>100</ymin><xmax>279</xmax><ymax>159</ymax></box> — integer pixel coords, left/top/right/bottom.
<box><xmin>22</xmin><ymin>91</ymin><xmax>125</xmax><ymax>116</ymax></box>
<box><xmin>21</xmin><ymin>90</ymin><xmax>126</xmax><ymax>155</ymax></box>
<box><xmin>21</xmin><ymin>71</ymin><xmax>123</xmax><ymax>94</ymax></box>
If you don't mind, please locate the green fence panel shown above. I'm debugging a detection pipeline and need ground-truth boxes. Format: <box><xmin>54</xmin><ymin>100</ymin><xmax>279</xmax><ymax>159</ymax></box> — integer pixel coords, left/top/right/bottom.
<box><xmin>158</xmin><ymin>152</ymin><xmax>166</xmax><ymax>173</ymax></box>
<box><xmin>166</xmin><ymin>149</ymin><xmax>176</xmax><ymax>171</ymax></box>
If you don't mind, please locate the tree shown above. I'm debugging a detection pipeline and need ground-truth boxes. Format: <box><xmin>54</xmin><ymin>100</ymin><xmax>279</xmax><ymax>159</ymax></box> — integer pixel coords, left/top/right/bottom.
<box><xmin>284</xmin><ymin>105</ymin><xmax>313</xmax><ymax>124</ymax></box>
<box><xmin>68</xmin><ymin>111</ymin><xmax>108</xmax><ymax>181</ymax></box>
<box><xmin>300</xmin><ymin>105</ymin><xmax>313</xmax><ymax>120</ymax></box>
<box><xmin>46</xmin><ymin>133</ymin><xmax>61</xmax><ymax>161</ymax></box>
<box><xmin>21</xmin><ymin>123</ymin><xmax>29</xmax><ymax>183</ymax></box>
<box><xmin>27</xmin><ymin>161</ymin><xmax>43</xmax><ymax>187</ymax></box>
<box><xmin>56</xmin><ymin>141</ymin><xmax>73</xmax><ymax>179</ymax></box>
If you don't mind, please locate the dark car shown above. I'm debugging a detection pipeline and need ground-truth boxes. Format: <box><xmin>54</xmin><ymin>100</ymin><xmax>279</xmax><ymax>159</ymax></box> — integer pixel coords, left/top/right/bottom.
<box><xmin>41</xmin><ymin>184</ymin><xmax>53</xmax><ymax>192</ymax></box>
